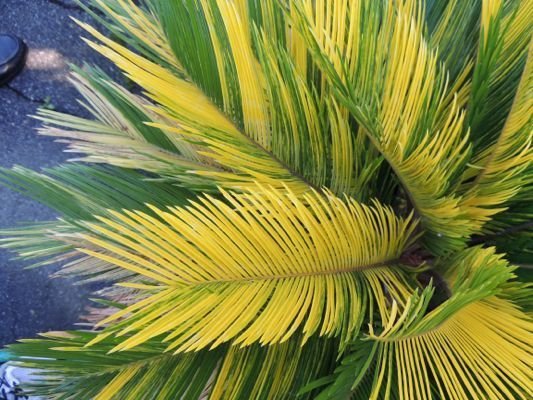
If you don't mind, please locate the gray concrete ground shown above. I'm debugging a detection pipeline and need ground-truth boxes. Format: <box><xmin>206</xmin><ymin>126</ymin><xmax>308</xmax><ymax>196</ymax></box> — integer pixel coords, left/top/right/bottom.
<box><xmin>0</xmin><ymin>0</ymin><xmax>121</xmax><ymax>345</ymax></box>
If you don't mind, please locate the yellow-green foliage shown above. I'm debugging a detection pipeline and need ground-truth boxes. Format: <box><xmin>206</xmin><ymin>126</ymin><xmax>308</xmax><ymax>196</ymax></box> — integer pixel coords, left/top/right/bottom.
<box><xmin>0</xmin><ymin>0</ymin><xmax>531</xmax><ymax>399</ymax></box>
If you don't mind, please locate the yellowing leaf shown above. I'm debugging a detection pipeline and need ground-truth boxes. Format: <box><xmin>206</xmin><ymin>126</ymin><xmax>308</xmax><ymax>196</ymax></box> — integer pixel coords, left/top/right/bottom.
<box><xmin>79</xmin><ymin>186</ymin><xmax>418</xmax><ymax>352</ymax></box>
<box><xmin>366</xmin><ymin>297</ymin><xmax>532</xmax><ymax>400</ymax></box>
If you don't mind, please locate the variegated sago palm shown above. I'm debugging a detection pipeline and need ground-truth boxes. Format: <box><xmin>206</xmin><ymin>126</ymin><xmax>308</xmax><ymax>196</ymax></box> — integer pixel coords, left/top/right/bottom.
<box><xmin>0</xmin><ymin>0</ymin><xmax>531</xmax><ymax>399</ymax></box>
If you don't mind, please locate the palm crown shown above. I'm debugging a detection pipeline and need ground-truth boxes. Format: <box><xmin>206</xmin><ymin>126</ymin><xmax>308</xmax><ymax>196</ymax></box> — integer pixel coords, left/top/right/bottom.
<box><xmin>0</xmin><ymin>0</ymin><xmax>531</xmax><ymax>399</ymax></box>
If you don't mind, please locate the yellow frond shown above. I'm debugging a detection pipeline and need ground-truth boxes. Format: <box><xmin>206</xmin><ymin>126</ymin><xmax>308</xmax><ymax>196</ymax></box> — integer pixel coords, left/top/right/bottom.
<box><xmin>328</xmin><ymin>98</ymin><xmax>355</xmax><ymax>194</ymax></box>
<box><xmin>60</xmin><ymin>70</ymin><xmax>199</xmax><ymax>161</ymax></box>
<box><xmin>78</xmin><ymin>21</ymin><xmax>236</xmax><ymax>133</ymax></box>
<box><xmin>292</xmin><ymin>0</ymin><xmax>472</xmax><ymax>251</ymax></box>
<box><xmin>90</xmin><ymin>0</ymin><xmax>182</xmax><ymax>70</ymax></box>
<box><xmin>78</xmin><ymin>186</ymin><xmax>418</xmax><ymax>352</ymax></box>
<box><xmin>367</xmin><ymin>297</ymin><xmax>532</xmax><ymax>400</ymax></box>
<box><xmin>363</xmin><ymin>246</ymin><xmax>531</xmax><ymax>400</ymax></box>
<box><xmin>215</xmin><ymin>0</ymin><xmax>270</xmax><ymax>148</ymax></box>
<box><xmin>377</xmin><ymin>3</ymin><xmax>472</xmax><ymax>251</ymax></box>
<box><xmin>287</xmin><ymin>3</ymin><xmax>309</xmax><ymax>76</ymax></box>
<box><xmin>75</xmin><ymin>20</ymin><xmax>312</xmax><ymax>194</ymax></box>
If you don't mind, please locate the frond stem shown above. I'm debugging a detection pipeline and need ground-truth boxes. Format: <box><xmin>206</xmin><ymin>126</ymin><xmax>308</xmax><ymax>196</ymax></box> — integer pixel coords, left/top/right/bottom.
<box><xmin>469</xmin><ymin>221</ymin><xmax>533</xmax><ymax>245</ymax></box>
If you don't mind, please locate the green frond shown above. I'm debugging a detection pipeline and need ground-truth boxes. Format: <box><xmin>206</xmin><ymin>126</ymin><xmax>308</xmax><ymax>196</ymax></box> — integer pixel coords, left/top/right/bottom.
<box><xmin>0</xmin><ymin>222</ymin><xmax>75</xmax><ymax>267</ymax></box>
<box><xmin>150</xmin><ymin>0</ymin><xmax>234</xmax><ymax>113</ymax></box>
<box><xmin>0</xmin><ymin>164</ymin><xmax>190</xmax><ymax>220</ymax></box>
<box><xmin>467</xmin><ymin>0</ymin><xmax>532</xmax><ymax>153</ymax></box>
<box><xmin>426</xmin><ymin>0</ymin><xmax>479</xmax><ymax>80</ymax></box>
<box><xmin>461</xmin><ymin>41</ymin><xmax>532</xmax><ymax>230</ymax></box>
<box><xmin>474</xmin><ymin>209</ymin><xmax>533</xmax><ymax>282</ymax></box>
<box><xmin>209</xmin><ymin>336</ymin><xmax>337</xmax><ymax>399</ymax></box>
<box><xmin>7</xmin><ymin>331</ymin><xmax>224</xmax><ymax>400</ymax></box>
<box><xmin>78</xmin><ymin>186</ymin><xmax>417</xmax><ymax>352</ymax></box>
<box><xmin>0</xmin><ymin>219</ymin><xmax>136</xmax><ymax>283</ymax></box>
<box><xmin>298</xmin><ymin>339</ymin><xmax>378</xmax><ymax>400</ymax></box>
<box><xmin>0</xmin><ymin>164</ymin><xmax>191</xmax><ymax>282</ymax></box>
<box><xmin>8</xmin><ymin>331</ymin><xmax>337</xmax><ymax>400</ymax></box>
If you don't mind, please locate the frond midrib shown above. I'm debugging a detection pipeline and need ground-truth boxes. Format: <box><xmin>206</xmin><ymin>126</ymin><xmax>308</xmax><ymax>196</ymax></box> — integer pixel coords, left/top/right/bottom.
<box><xmin>469</xmin><ymin>220</ymin><xmax>533</xmax><ymax>245</ymax></box>
<box><xmin>173</xmin><ymin>257</ymin><xmax>402</xmax><ymax>287</ymax></box>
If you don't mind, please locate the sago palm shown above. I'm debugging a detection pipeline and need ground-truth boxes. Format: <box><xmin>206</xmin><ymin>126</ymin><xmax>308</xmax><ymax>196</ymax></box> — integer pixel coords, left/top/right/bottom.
<box><xmin>0</xmin><ymin>0</ymin><xmax>531</xmax><ymax>398</ymax></box>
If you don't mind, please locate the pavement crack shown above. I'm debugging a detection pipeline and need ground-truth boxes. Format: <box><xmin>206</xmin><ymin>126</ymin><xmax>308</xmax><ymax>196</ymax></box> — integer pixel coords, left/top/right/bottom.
<box><xmin>5</xmin><ymin>84</ymin><xmax>44</xmax><ymax>105</ymax></box>
<box><xmin>5</xmin><ymin>84</ymin><xmax>69</xmax><ymax>114</ymax></box>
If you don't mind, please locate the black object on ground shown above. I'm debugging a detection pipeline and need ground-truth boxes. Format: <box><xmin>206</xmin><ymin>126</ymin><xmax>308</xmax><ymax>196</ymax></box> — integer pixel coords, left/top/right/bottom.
<box><xmin>0</xmin><ymin>34</ymin><xmax>27</xmax><ymax>87</ymax></box>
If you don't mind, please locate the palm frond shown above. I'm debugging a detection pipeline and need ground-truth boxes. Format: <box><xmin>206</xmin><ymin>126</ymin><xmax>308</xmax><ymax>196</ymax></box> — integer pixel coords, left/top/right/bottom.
<box><xmin>321</xmin><ymin>296</ymin><xmax>532</xmax><ymax>400</ymax></box>
<box><xmin>255</xmin><ymin>23</ymin><xmax>384</xmax><ymax>200</ymax></box>
<box><xmin>75</xmin><ymin>18</ymin><xmax>313</xmax><ymax>194</ymax></box>
<box><xmin>426</xmin><ymin>0</ymin><xmax>479</xmax><ymax>81</ymax></box>
<box><xmin>8</xmin><ymin>331</ymin><xmax>336</xmax><ymax>400</ymax></box>
<box><xmin>209</xmin><ymin>336</ymin><xmax>336</xmax><ymax>399</ymax></box>
<box><xmin>467</xmin><ymin>0</ymin><xmax>532</xmax><ymax>153</ymax></box>
<box><xmin>78</xmin><ymin>0</ymin><xmax>182</xmax><ymax>72</ymax></box>
<box><xmin>0</xmin><ymin>164</ymin><xmax>190</xmax><ymax>220</ymax></box>
<box><xmin>8</xmin><ymin>331</ymin><xmax>223</xmax><ymax>400</ymax></box>
<box><xmin>291</xmin><ymin>0</ymin><xmax>472</xmax><ymax>253</ymax></box>
<box><xmin>0</xmin><ymin>164</ymin><xmax>191</xmax><ymax>282</ymax></box>
<box><xmin>362</xmin><ymin>297</ymin><xmax>532</xmax><ymax>400</ymax></box>
<box><xmin>0</xmin><ymin>222</ymin><xmax>75</xmax><ymax>267</ymax></box>
<box><xmin>0</xmin><ymin>1</ymin><xmax>531</xmax><ymax>398</ymax></box>
<box><xmin>34</xmin><ymin>68</ymin><xmax>231</xmax><ymax>191</ymax></box>
<box><xmin>74</xmin><ymin>1</ymin><xmax>390</xmax><ymax>199</ymax></box>
<box><xmin>78</xmin><ymin>186</ymin><xmax>417</xmax><ymax>352</ymax></box>
<box><xmin>461</xmin><ymin>40</ymin><xmax>532</xmax><ymax>230</ymax></box>
<box><xmin>312</xmin><ymin>246</ymin><xmax>531</xmax><ymax>399</ymax></box>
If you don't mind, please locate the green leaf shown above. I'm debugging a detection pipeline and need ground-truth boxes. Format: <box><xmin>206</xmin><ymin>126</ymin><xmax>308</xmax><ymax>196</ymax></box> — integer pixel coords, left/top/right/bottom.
<box><xmin>7</xmin><ymin>331</ymin><xmax>224</xmax><ymax>400</ymax></box>
<box><xmin>8</xmin><ymin>330</ymin><xmax>337</xmax><ymax>400</ymax></box>
<box><xmin>0</xmin><ymin>164</ymin><xmax>191</xmax><ymax>220</ymax></box>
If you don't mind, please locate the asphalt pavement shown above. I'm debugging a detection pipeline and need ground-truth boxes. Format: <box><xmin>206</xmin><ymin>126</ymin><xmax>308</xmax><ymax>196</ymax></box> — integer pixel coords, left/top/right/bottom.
<box><xmin>0</xmin><ymin>0</ymin><xmax>122</xmax><ymax>345</ymax></box>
